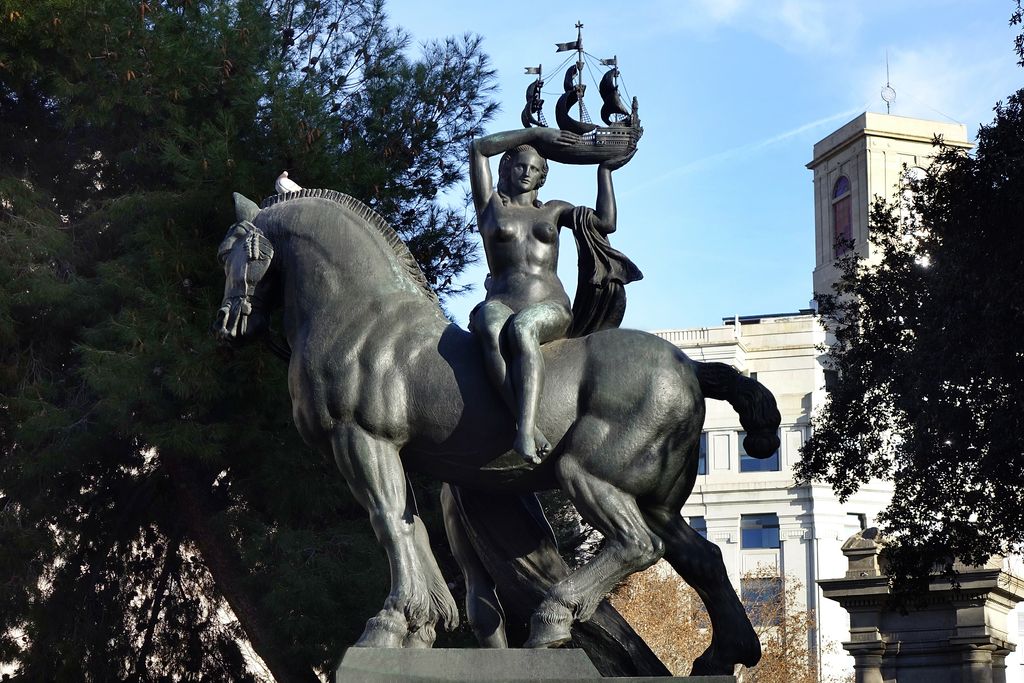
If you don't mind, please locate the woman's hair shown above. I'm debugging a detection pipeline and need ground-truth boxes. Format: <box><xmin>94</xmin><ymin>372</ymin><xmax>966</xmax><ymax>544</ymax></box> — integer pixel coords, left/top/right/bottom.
<box><xmin>496</xmin><ymin>144</ymin><xmax>548</xmax><ymax>207</ymax></box>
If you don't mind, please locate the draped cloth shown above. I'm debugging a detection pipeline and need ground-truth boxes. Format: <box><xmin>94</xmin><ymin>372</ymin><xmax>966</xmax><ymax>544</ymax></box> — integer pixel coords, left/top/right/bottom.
<box><xmin>567</xmin><ymin>206</ymin><xmax>644</xmax><ymax>338</ymax></box>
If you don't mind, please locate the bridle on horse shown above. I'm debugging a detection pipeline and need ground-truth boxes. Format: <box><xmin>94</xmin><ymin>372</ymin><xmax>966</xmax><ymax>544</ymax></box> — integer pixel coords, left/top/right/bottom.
<box><xmin>218</xmin><ymin>220</ymin><xmax>275</xmax><ymax>324</ymax></box>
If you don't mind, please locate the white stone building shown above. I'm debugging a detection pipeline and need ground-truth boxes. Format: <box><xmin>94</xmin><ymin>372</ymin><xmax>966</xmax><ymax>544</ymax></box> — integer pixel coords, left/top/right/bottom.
<box><xmin>654</xmin><ymin>312</ymin><xmax>892</xmax><ymax>678</ymax></box>
<box><xmin>649</xmin><ymin>112</ymin><xmax>992</xmax><ymax>681</ymax></box>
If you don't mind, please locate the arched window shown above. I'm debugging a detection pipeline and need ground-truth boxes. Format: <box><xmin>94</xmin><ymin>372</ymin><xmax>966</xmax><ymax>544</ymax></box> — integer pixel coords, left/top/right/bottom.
<box><xmin>832</xmin><ymin>175</ymin><xmax>852</xmax><ymax>257</ymax></box>
<box><xmin>900</xmin><ymin>166</ymin><xmax>927</xmax><ymax>220</ymax></box>
<box><xmin>903</xmin><ymin>166</ymin><xmax>927</xmax><ymax>185</ymax></box>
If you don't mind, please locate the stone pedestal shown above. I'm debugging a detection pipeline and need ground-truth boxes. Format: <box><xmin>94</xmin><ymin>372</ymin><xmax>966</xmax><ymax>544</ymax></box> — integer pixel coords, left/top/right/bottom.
<box><xmin>819</xmin><ymin>528</ymin><xmax>1024</xmax><ymax>683</ymax></box>
<box><xmin>334</xmin><ymin>648</ymin><xmax>736</xmax><ymax>682</ymax></box>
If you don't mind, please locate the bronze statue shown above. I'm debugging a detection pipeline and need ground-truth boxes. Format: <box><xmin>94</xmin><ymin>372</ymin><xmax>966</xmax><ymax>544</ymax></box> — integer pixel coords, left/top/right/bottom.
<box><xmin>212</xmin><ymin>26</ymin><xmax>783</xmax><ymax>676</ymax></box>
<box><xmin>214</xmin><ymin>187</ymin><xmax>781</xmax><ymax>674</ymax></box>
<box><xmin>469</xmin><ymin>127</ymin><xmax>635</xmax><ymax>464</ymax></box>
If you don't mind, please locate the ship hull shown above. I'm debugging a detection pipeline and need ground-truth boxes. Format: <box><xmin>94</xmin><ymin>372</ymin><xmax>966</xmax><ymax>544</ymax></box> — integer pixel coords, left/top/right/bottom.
<box><xmin>536</xmin><ymin>126</ymin><xmax>643</xmax><ymax>165</ymax></box>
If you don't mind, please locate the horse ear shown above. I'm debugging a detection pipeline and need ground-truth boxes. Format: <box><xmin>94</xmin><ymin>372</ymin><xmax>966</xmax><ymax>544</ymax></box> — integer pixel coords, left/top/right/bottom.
<box><xmin>233</xmin><ymin>192</ymin><xmax>260</xmax><ymax>224</ymax></box>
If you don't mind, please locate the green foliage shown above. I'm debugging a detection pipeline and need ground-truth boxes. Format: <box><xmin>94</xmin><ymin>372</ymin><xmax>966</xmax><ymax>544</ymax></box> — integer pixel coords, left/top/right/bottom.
<box><xmin>799</xmin><ymin>88</ymin><xmax>1024</xmax><ymax>594</ymax></box>
<box><xmin>0</xmin><ymin>1</ymin><xmax>495</xmax><ymax>679</ymax></box>
<box><xmin>1013</xmin><ymin>0</ymin><xmax>1023</xmax><ymax>66</ymax></box>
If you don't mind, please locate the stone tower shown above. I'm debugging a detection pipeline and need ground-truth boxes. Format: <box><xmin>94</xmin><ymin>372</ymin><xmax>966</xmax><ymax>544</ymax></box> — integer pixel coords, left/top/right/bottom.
<box><xmin>807</xmin><ymin>112</ymin><xmax>971</xmax><ymax>299</ymax></box>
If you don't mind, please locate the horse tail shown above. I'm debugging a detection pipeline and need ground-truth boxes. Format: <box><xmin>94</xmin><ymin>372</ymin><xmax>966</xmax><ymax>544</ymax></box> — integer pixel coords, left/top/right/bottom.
<box><xmin>693</xmin><ymin>361</ymin><xmax>781</xmax><ymax>458</ymax></box>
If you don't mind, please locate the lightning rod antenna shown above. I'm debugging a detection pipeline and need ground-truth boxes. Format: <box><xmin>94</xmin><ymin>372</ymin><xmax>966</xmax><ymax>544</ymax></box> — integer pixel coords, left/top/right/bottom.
<box><xmin>881</xmin><ymin>50</ymin><xmax>896</xmax><ymax>114</ymax></box>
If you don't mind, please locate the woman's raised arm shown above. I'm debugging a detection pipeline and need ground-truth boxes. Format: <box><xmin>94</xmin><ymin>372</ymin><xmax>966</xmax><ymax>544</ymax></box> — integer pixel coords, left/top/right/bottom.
<box><xmin>469</xmin><ymin>129</ymin><xmax>577</xmax><ymax>215</ymax></box>
<box><xmin>592</xmin><ymin>149</ymin><xmax>635</xmax><ymax>234</ymax></box>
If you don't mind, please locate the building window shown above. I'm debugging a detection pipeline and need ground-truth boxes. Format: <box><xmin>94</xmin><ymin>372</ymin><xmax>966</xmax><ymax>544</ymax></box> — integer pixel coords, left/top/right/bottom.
<box><xmin>742</xmin><ymin>575</ymin><xmax>783</xmax><ymax>626</ymax></box>
<box><xmin>741</xmin><ymin>513</ymin><xmax>780</xmax><ymax>549</ymax></box>
<box><xmin>832</xmin><ymin>175</ymin><xmax>852</xmax><ymax>257</ymax></box>
<box><xmin>901</xmin><ymin>166</ymin><xmax>928</xmax><ymax>227</ymax></box>
<box><xmin>690</xmin><ymin>516</ymin><xmax>707</xmax><ymax>539</ymax></box>
<box><xmin>901</xmin><ymin>166</ymin><xmax>927</xmax><ymax>205</ymax></box>
<box><xmin>823</xmin><ymin>369</ymin><xmax>840</xmax><ymax>393</ymax></box>
<box><xmin>844</xmin><ymin>512</ymin><xmax>867</xmax><ymax>538</ymax></box>
<box><xmin>697</xmin><ymin>433</ymin><xmax>708</xmax><ymax>475</ymax></box>
<box><xmin>739</xmin><ymin>431</ymin><xmax>780</xmax><ymax>472</ymax></box>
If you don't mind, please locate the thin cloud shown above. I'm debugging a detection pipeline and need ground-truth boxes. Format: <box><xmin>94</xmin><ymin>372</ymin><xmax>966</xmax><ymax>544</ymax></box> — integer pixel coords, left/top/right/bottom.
<box><xmin>625</xmin><ymin>108</ymin><xmax>862</xmax><ymax>197</ymax></box>
<box><xmin>636</xmin><ymin>0</ymin><xmax>863</xmax><ymax>54</ymax></box>
<box><xmin>746</xmin><ymin>108</ymin><xmax>863</xmax><ymax>151</ymax></box>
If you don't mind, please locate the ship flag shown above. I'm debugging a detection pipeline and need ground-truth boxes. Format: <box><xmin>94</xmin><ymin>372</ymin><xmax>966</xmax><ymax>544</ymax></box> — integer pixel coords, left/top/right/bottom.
<box><xmin>599</xmin><ymin>57</ymin><xmax>617</xmax><ymax>67</ymax></box>
<box><xmin>524</xmin><ymin>65</ymin><xmax>541</xmax><ymax>75</ymax></box>
<box><xmin>555</xmin><ymin>39</ymin><xmax>580</xmax><ymax>52</ymax></box>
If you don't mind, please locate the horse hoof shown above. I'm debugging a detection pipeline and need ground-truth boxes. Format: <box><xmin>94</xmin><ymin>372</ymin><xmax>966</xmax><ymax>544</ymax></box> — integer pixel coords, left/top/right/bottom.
<box><xmin>355</xmin><ymin>614</ymin><xmax>407</xmax><ymax>648</ymax></box>
<box><xmin>354</xmin><ymin>629</ymin><xmax>404</xmax><ymax>648</ymax></box>
<box><xmin>403</xmin><ymin>625</ymin><xmax>436</xmax><ymax>649</ymax></box>
<box><xmin>691</xmin><ymin>653</ymin><xmax>734</xmax><ymax>677</ymax></box>
<box><xmin>525</xmin><ymin>610</ymin><xmax>572</xmax><ymax>648</ymax></box>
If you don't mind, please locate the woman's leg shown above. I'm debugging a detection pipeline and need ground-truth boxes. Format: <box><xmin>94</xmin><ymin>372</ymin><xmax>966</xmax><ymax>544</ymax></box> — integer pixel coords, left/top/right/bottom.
<box><xmin>507</xmin><ymin>302</ymin><xmax>571</xmax><ymax>463</ymax></box>
<box><xmin>470</xmin><ymin>300</ymin><xmax>515</xmax><ymax>408</ymax></box>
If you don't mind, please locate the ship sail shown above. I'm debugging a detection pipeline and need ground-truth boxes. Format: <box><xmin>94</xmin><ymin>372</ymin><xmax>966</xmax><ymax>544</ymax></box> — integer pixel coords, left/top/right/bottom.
<box><xmin>562</xmin><ymin>64</ymin><xmax>578</xmax><ymax>94</ymax></box>
<box><xmin>599</xmin><ymin>68</ymin><xmax>632</xmax><ymax>126</ymax></box>
<box><xmin>555</xmin><ymin>64</ymin><xmax>598</xmax><ymax>135</ymax></box>
<box><xmin>521</xmin><ymin>77</ymin><xmax>546</xmax><ymax>128</ymax></box>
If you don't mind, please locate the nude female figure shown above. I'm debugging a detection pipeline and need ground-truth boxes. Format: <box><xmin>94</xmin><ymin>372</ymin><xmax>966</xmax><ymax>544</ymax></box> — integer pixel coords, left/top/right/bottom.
<box><xmin>469</xmin><ymin>128</ymin><xmax>632</xmax><ymax>464</ymax></box>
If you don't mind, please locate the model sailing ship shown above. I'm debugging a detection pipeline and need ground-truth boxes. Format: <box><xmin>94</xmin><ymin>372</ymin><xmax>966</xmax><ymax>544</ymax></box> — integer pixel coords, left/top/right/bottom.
<box><xmin>521</xmin><ymin>22</ymin><xmax>642</xmax><ymax>165</ymax></box>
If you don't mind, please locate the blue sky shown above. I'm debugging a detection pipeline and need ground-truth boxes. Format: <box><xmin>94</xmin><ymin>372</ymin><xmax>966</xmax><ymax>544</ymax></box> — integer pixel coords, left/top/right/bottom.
<box><xmin>386</xmin><ymin>1</ymin><xmax>1021</xmax><ymax>330</ymax></box>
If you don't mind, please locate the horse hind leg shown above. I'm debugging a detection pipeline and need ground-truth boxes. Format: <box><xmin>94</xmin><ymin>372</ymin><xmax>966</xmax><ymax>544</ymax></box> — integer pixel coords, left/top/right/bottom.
<box><xmin>643</xmin><ymin>507</ymin><xmax>761</xmax><ymax>675</ymax></box>
<box><xmin>526</xmin><ymin>457</ymin><xmax>665</xmax><ymax>648</ymax></box>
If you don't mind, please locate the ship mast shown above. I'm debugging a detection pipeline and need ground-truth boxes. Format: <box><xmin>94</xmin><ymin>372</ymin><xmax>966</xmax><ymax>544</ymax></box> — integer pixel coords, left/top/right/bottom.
<box><xmin>574</xmin><ymin>21</ymin><xmax>585</xmax><ymax>123</ymax></box>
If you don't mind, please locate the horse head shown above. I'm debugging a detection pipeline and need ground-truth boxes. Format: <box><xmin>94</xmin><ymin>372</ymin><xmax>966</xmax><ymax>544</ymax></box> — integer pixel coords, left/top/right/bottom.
<box><xmin>214</xmin><ymin>192</ymin><xmax>275</xmax><ymax>344</ymax></box>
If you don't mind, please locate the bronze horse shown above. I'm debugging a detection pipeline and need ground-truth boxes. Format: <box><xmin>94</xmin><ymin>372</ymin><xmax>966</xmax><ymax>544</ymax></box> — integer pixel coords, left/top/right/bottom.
<box><xmin>214</xmin><ymin>189</ymin><xmax>781</xmax><ymax>675</ymax></box>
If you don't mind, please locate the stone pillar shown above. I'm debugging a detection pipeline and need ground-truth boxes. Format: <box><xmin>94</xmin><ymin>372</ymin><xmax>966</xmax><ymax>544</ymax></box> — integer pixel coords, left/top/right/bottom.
<box><xmin>846</xmin><ymin>641</ymin><xmax>885</xmax><ymax>683</ymax></box>
<box><xmin>958</xmin><ymin>644</ymin><xmax>995</xmax><ymax>683</ymax></box>
<box><xmin>819</xmin><ymin>529</ymin><xmax>1024</xmax><ymax>683</ymax></box>
<box><xmin>992</xmin><ymin>647</ymin><xmax>1012</xmax><ymax>683</ymax></box>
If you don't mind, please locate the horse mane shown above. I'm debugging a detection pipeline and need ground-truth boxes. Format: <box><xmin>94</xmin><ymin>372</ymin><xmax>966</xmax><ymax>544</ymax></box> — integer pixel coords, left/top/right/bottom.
<box><xmin>260</xmin><ymin>189</ymin><xmax>440</xmax><ymax>305</ymax></box>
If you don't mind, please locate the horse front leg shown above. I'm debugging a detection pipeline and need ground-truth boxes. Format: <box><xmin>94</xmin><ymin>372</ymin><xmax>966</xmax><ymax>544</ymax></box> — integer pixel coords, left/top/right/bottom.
<box><xmin>402</xmin><ymin>503</ymin><xmax>459</xmax><ymax>648</ymax></box>
<box><xmin>330</xmin><ymin>424</ymin><xmax>432</xmax><ymax>647</ymax></box>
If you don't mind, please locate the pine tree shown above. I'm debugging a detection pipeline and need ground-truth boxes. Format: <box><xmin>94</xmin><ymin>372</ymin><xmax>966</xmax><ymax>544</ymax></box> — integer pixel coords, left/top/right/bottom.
<box><xmin>0</xmin><ymin>1</ymin><xmax>495</xmax><ymax>680</ymax></box>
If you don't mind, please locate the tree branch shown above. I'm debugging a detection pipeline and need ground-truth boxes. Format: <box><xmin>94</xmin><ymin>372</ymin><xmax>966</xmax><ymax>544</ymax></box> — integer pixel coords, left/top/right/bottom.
<box><xmin>162</xmin><ymin>452</ymin><xmax>321</xmax><ymax>683</ymax></box>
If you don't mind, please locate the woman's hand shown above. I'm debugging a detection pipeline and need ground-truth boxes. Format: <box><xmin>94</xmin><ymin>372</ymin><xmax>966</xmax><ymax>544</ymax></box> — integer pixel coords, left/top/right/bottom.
<box><xmin>600</xmin><ymin>148</ymin><xmax>636</xmax><ymax>172</ymax></box>
<box><xmin>535</xmin><ymin>127</ymin><xmax>579</xmax><ymax>148</ymax></box>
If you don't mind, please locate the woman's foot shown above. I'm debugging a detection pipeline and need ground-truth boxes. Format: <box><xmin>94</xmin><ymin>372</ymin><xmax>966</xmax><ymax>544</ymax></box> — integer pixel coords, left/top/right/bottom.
<box><xmin>514</xmin><ymin>427</ymin><xmax>551</xmax><ymax>465</ymax></box>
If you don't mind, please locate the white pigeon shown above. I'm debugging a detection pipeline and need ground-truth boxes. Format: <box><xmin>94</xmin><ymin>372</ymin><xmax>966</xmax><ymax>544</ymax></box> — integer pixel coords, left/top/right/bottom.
<box><xmin>275</xmin><ymin>170</ymin><xmax>303</xmax><ymax>194</ymax></box>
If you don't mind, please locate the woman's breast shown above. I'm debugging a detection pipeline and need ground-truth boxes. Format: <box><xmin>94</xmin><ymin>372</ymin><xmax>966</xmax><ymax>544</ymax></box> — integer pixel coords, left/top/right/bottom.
<box><xmin>532</xmin><ymin>221</ymin><xmax>557</xmax><ymax>243</ymax></box>
<box><xmin>492</xmin><ymin>223</ymin><xmax>517</xmax><ymax>241</ymax></box>
<box><xmin>490</xmin><ymin>221</ymin><xmax>556</xmax><ymax>244</ymax></box>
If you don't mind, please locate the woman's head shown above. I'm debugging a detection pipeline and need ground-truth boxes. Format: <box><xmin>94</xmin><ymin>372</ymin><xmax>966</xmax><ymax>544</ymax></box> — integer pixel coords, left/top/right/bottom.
<box><xmin>497</xmin><ymin>145</ymin><xmax>548</xmax><ymax>199</ymax></box>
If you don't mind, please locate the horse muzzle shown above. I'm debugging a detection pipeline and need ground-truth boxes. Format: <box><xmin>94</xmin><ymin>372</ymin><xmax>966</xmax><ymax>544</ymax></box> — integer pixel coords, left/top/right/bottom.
<box><xmin>214</xmin><ymin>296</ymin><xmax>255</xmax><ymax>342</ymax></box>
